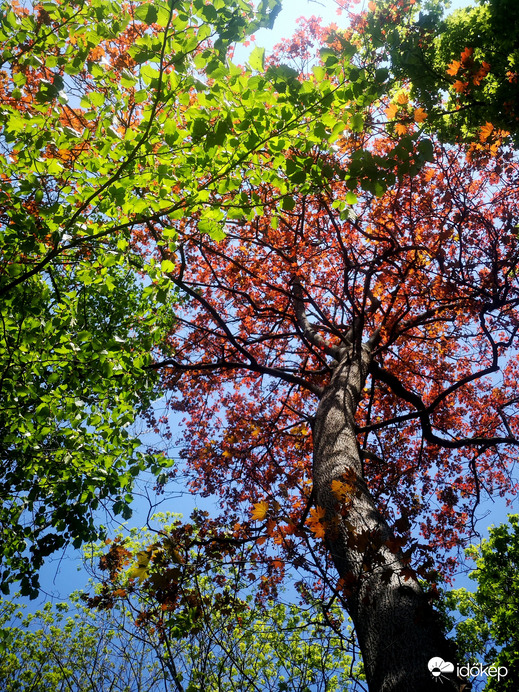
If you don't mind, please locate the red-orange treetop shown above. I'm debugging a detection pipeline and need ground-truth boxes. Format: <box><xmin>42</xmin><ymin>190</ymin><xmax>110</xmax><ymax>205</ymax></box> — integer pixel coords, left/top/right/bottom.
<box><xmin>146</xmin><ymin>135</ymin><xmax>519</xmax><ymax>592</ymax></box>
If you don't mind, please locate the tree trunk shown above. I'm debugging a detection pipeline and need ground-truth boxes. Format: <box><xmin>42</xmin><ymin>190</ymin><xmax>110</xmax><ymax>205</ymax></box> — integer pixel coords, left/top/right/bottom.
<box><xmin>312</xmin><ymin>343</ymin><xmax>463</xmax><ymax>692</ymax></box>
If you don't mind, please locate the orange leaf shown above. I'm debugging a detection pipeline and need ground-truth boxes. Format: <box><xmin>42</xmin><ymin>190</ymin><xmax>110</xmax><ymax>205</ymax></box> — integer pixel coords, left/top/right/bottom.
<box><xmin>479</xmin><ymin>122</ymin><xmax>494</xmax><ymax>143</ymax></box>
<box><xmin>413</xmin><ymin>107</ymin><xmax>427</xmax><ymax>123</ymax></box>
<box><xmin>251</xmin><ymin>500</ymin><xmax>269</xmax><ymax>520</ymax></box>
<box><xmin>309</xmin><ymin>521</ymin><xmax>327</xmax><ymax>539</ymax></box>
<box><xmin>272</xmin><ymin>559</ymin><xmax>284</xmax><ymax>570</ymax></box>
<box><xmin>396</xmin><ymin>91</ymin><xmax>409</xmax><ymax>105</ymax></box>
<box><xmin>472</xmin><ymin>62</ymin><xmax>490</xmax><ymax>86</ymax></box>
<box><xmin>452</xmin><ymin>80</ymin><xmax>468</xmax><ymax>94</ymax></box>
<box><xmin>331</xmin><ymin>479</ymin><xmax>355</xmax><ymax>501</ymax></box>
<box><xmin>395</xmin><ymin>123</ymin><xmax>408</xmax><ymax>136</ymax></box>
<box><xmin>460</xmin><ymin>46</ymin><xmax>474</xmax><ymax>65</ymax></box>
<box><xmin>446</xmin><ymin>60</ymin><xmax>461</xmax><ymax>76</ymax></box>
<box><xmin>310</xmin><ymin>506</ymin><xmax>326</xmax><ymax>520</ymax></box>
<box><xmin>307</xmin><ymin>505</ymin><xmax>327</xmax><ymax>539</ymax></box>
<box><xmin>384</xmin><ymin>103</ymin><xmax>398</xmax><ymax>120</ymax></box>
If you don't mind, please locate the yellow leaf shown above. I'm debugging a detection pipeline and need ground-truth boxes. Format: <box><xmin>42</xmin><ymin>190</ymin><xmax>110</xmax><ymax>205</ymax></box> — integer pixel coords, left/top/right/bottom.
<box><xmin>128</xmin><ymin>565</ymin><xmax>148</xmax><ymax>582</ymax></box>
<box><xmin>128</xmin><ymin>550</ymin><xmax>153</xmax><ymax>582</ymax></box>
<box><xmin>414</xmin><ymin>107</ymin><xmax>428</xmax><ymax>123</ymax></box>
<box><xmin>251</xmin><ymin>500</ymin><xmax>269</xmax><ymax>520</ymax></box>
<box><xmin>384</xmin><ymin>103</ymin><xmax>398</xmax><ymax>120</ymax></box>
<box><xmin>135</xmin><ymin>549</ymin><xmax>152</xmax><ymax>567</ymax></box>
<box><xmin>331</xmin><ymin>479</ymin><xmax>355</xmax><ymax>501</ymax></box>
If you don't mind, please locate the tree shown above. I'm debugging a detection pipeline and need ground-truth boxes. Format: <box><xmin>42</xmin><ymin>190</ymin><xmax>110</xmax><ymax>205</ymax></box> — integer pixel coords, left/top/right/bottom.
<box><xmin>0</xmin><ymin>593</ymin><xmax>168</xmax><ymax>691</ymax></box>
<box><xmin>0</xmin><ymin>0</ymin><xmax>448</xmax><ymax>598</ymax></box>
<box><xmin>124</xmin><ymin>21</ymin><xmax>519</xmax><ymax>690</ymax></box>
<box><xmin>3</xmin><ymin>0</ymin><xmax>518</xmax><ymax>688</ymax></box>
<box><xmin>445</xmin><ymin>515</ymin><xmax>519</xmax><ymax>691</ymax></box>
<box><xmin>0</xmin><ymin>0</ymin><xmax>295</xmax><ymax>595</ymax></box>
<box><xmin>0</xmin><ymin>514</ymin><xmax>363</xmax><ymax>691</ymax></box>
<box><xmin>372</xmin><ymin>0</ymin><xmax>519</xmax><ymax>143</ymax></box>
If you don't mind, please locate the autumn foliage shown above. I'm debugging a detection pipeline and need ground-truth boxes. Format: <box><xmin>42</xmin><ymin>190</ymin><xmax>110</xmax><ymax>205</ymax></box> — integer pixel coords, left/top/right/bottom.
<box><xmin>84</xmin><ymin>5</ymin><xmax>519</xmax><ymax>689</ymax></box>
<box><xmin>145</xmin><ymin>134</ymin><xmax>519</xmax><ymax>576</ymax></box>
<box><xmin>3</xmin><ymin>0</ymin><xmax>519</xmax><ymax>688</ymax></box>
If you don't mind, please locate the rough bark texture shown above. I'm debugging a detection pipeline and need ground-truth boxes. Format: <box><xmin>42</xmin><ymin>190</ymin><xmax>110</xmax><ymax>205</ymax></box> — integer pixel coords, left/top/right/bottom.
<box><xmin>313</xmin><ymin>343</ymin><xmax>463</xmax><ymax>692</ymax></box>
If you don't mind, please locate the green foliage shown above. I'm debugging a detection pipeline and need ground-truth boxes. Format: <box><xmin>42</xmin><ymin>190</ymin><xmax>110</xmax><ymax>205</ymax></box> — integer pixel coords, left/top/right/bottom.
<box><xmin>79</xmin><ymin>514</ymin><xmax>363</xmax><ymax>691</ymax></box>
<box><xmin>0</xmin><ymin>595</ymin><xmax>167</xmax><ymax>691</ymax></box>
<box><xmin>0</xmin><ymin>514</ymin><xmax>363</xmax><ymax>691</ymax></box>
<box><xmin>375</xmin><ymin>0</ymin><xmax>519</xmax><ymax>142</ymax></box>
<box><xmin>0</xmin><ymin>260</ymin><xmax>174</xmax><ymax>597</ymax></box>
<box><xmin>445</xmin><ymin>515</ymin><xmax>519</xmax><ymax>690</ymax></box>
<box><xmin>0</xmin><ymin>0</ymin><xmax>293</xmax><ymax>596</ymax></box>
<box><xmin>0</xmin><ymin>0</ymin><xmax>429</xmax><ymax>598</ymax></box>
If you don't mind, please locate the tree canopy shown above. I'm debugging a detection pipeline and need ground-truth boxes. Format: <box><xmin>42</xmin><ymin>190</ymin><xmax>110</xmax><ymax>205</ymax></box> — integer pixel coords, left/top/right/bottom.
<box><xmin>445</xmin><ymin>515</ymin><xmax>519</xmax><ymax>691</ymax></box>
<box><xmin>0</xmin><ymin>514</ymin><xmax>361</xmax><ymax>692</ymax></box>
<box><xmin>0</xmin><ymin>0</ymin><xmax>286</xmax><ymax>595</ymax></box>
<box><xmin>1</xmin><ymin>0</ymin><xmax>519</xmax><ymax>690</ymax></box>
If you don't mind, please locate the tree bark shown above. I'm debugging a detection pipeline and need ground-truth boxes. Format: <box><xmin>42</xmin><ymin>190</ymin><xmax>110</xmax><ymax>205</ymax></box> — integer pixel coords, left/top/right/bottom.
<box><xmin>313</xmin><ymin>343</ymin><xmax>463</xmax><ymax>692</ymax></box>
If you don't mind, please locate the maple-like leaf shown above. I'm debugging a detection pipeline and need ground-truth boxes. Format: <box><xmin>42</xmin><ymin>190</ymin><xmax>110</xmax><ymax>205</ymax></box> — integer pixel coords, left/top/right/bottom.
<box><xmin>384</xmin><ymin>102</ymin><xmax>398</xmax><ymax>120</ymax></box>
<box><xmin>479</xmin><ymin>122</ymin><xmax>494</xmax><ymax>142</ymax></box>
<box><xmin>307</xmin><ymin>506</ymin><xmax>327</xmax><ymax>538</ymax></box>
<box><xmin>128</xmin><ymin>549</ymin><xmax>153</xmax><ymax>583</ymax></box>
<box><xmin>460</xmin><ymin>46</ymin><xmax>474</xmax><ymax>65</ymax></box>
<box><xmin>331</xmin><ymin>479</ymin><xmax>355</xmax><ymax>501</ymax></box>
<box><xmin>395</xmin><ymin>123</ymin><xmax>408</xmax><ymax>135</ymax></box>
<box><xmin>472</xmin><ymin>62</ymin><xmax>491</xmax><ymax>86</ymax></box>
<box><xmin>309</xmin><ymin>522</ymin><xmax>327</xmax><ymax>539</ymax></box>
<box><xmin>396</xmin><ymin>91</ymin><xmax>409</xmax><ymax>105</ymax></box>
<box><xmin>452</xmin><ymin>80</ymin><xmax>468</xmax><ymax>93</ymax></box>
<box><xmin>446</xmin><ymin>60</ymin><xmax>461</xmax><ymax>76</ymax></box>
<box><xmin>414</xmin><ymin>108</ymin><xmax>428</xmax><ymax>123</ymax></box>
<box><xmin>251</xmin><ymin>500</ymin><xmax>269</xmax><ymax>520</ymax></box>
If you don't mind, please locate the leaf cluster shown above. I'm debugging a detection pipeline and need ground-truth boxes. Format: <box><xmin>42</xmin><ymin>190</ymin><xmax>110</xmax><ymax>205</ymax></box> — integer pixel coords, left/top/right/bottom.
<box><xmin>445</xmin><ymin>515</ymin><xmax>519</xmax><ymax>690</ymax></box>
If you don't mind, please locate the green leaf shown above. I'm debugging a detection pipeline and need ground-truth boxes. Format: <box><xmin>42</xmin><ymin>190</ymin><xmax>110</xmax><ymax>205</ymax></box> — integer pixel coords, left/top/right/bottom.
<box><xmin>161</xmin><ymin>259</ymin><xmax>175</xmax><ymax>273</ymax></box>
<box><xmin>134</xmin><ymin>4</ymin><xmax>158</xmax><ymax>25</ymax></box>
<box><xmin>281</xmin><ymin>196</ymin><xmax>296</xmax><ymax>211</ymax></box>
<box><xmin>249</xmin><ymin>46</ymin><xmax>265</xmax><ymax>72</ymax></box>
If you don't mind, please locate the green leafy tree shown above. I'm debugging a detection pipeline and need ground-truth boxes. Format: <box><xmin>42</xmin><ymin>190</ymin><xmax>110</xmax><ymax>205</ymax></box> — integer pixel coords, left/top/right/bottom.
<box><xmin>0</xmin><ymin>514</ymin><xmax>363</xmax><ymax>691</ymax></box>
<box><xmin>0</xmin><ymin>0</ymin><xmax>414</xmax><ymax>597</ymax></box>
<box><xmin>370</xmin><ymin>0</ymin><xmax>519</xmax><ymax>143</ymax></box>
<box><xmin>445</xmin><ymin>515</ymin><xmax>519</xmax><ymax>691</ymax></box>
<box><xmin>0</xmin><ymin>0</ymin><xmax>289</xmax><ymax>596</ymax></box>
<box><xmin>0</xmin><ymin>595</ymin><xmax>169</xmax><ymax>691</ymax></box>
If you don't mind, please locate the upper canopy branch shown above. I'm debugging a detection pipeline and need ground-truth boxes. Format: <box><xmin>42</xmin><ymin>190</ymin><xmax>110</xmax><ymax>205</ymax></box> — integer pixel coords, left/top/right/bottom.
<box><xmin>149</xmin><ymin>356</ymin><xmax>323</xmax><ymax>397</ymax></box>
<box><xmin>366</xmin><ymin>360</ymin><xmax>519</xmax><ymax>449</ymax></box>
<box><xmin>290</xmin><ymin>274</ymin><xmax>346</xmax><ymax>363</ymax></box>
